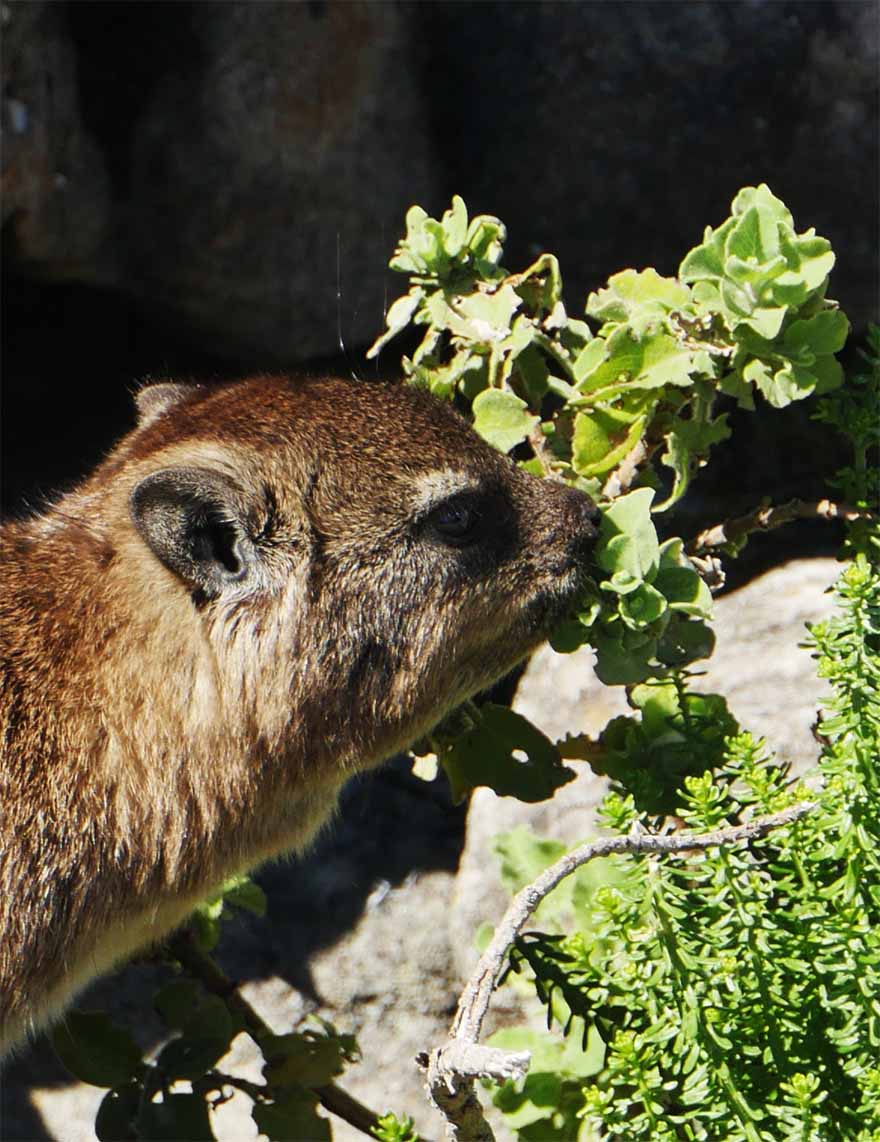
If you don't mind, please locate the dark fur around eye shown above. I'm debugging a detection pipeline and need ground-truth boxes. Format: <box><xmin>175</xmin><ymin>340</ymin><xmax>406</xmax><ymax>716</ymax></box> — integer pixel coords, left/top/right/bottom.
<box><xmin>425</xmin><ymin>495</ymin><xmax>481</xmax><ymax>547</ymax></box>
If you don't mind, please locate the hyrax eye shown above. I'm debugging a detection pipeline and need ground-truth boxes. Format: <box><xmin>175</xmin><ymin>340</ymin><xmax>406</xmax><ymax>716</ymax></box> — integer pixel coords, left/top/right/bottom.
<box><xmin>427</xmin><ymin>496</ymin><xmax>481</xmax><ymax>547</ymax></box>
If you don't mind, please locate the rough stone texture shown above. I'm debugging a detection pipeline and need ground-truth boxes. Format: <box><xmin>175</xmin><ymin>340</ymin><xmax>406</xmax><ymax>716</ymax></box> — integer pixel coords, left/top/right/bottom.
<box><xmin>4</xmin><ymin>2</ymin><xmax>877</xmax><ymax>364</ymax></box>
<box><xmin>2</xmin><ymin>558</ymin><xmax>842</xmax><ymax>1140</ymax></box>
<box><xmin>123</xmin><ymin>1</ymin><xmax>438</xmax><ymax>361</ymax></box>
<box><xmin>1</xmin><ymin>2</ymin><xmax>114</xmax><ymax>279</ymax></box>
<box><xmin>421</xmin><ymin>1</ymin><xmax>879</xmax><ymax>330</ymax></box>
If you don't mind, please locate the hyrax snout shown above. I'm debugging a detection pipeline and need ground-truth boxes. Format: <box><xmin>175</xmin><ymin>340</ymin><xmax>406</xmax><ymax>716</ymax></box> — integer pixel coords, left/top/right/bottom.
<box><xmin>0</xmin><ymin>375</ymin><xmax>599</xmax><ymax>1054</ymax></box>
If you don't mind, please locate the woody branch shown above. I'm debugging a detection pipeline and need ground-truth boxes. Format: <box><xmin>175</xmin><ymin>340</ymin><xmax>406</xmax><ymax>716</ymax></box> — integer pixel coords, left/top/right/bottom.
<box><xmin>425</xmin><ymin>800</ymin><xmax>817</xmax><ymax>1142</ymax></box>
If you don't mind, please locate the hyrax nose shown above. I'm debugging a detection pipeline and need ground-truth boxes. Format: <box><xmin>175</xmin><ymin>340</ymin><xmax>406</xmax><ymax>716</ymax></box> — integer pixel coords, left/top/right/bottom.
<box><xmin>558</xmin><ymin>484</ymin><xmax>601</xmax><ymax>542</ymax></box>
<box><xmin>540</xmin><ymin>482</ymin><xmax>602</xmax><ymax>567</ymax></box>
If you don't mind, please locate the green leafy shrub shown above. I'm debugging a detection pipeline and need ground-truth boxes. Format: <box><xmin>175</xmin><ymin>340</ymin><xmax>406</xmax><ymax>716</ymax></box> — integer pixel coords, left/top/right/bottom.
<box><xmin>487</xmin><ymin>548</ymin><xmax>879</xmax><ymax>1141</ymax></box>
<box><xmin>54</xmin><ymin>189</ymin><xmax>877</xmax><ymax>1141</ymax></box>
<box><xmin>371</xmin><ymin>188</ymin><xmax>877</xmax><ymax>1139</ymax></box>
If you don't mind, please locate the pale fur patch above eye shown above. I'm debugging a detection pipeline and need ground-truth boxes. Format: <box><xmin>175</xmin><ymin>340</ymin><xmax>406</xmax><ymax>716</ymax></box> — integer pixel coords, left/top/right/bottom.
<box><xmin>410</xmin><ymin>468</ymin><xmax>482</xmax><ymax>515</ymax></box>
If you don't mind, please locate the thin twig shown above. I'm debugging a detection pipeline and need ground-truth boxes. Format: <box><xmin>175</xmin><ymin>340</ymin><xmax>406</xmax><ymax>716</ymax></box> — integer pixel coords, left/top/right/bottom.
<box><xmin>198</xmin><ymin>1069</ymin><xmax>269</xmax><ymax>1103</ymax></box>
<box><xmin>601</xmin><ymin>438</ymin><xmax>660</xmax><ymax>499</ymax></box>
<box><xmin>167</xmin><ymin>929</ymin><xmax>386</xmax><ymax>1140</ymax></box>
<box><xmin>686</xmin><ymin>498</ymin><xmax>875</xmax><ymax>556</ymax></box>
<box><xmin>425</xmin><ymin>801</ymin><xmax>816</xmax><ymax>1141</ymax></box>
<box><xmin>527</xmin><ymin>425</ymin><xmax>565</xmax><ymax>482</ymax></box>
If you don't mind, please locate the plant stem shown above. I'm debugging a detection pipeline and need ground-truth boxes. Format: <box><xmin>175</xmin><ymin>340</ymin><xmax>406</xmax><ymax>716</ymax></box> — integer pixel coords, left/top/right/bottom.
<box><xmin>686</xmin><ymin>498</ymin><xmax>875</xmax><ymax>555</ymax></box>
<box><xmin>166</xmin><ymin>929</ymin><xmax>385</xmax><ymax>1140</ymax></box>
<box><xmin>426</xmin><ymin>802</ymin><xmax>816</xmax><ymax>1141</ymax></box>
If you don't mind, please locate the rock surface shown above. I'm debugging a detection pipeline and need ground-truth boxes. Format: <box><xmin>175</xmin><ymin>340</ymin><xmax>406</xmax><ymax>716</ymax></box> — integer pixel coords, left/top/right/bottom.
<box><xmin>1</xmin><ymin>3</ymin><xmax>114</xmax><ymax>279</ymax></box>
<box><xmin>2</xmin><ymin>558</ymin><xmax>841</xmax><ymax>1140</ymax></box>
<box><xmin>4</xmin><ymin>2</ymin><xmax>877</xmax><ymax>362</ymax></box>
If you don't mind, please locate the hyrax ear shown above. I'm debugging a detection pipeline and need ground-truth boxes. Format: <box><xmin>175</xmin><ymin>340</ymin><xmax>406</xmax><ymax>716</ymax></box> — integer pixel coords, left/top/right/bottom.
<box><xmin>130</xmin><ymin>467</ymin><xmax>258</xmax><ymax>599</ymax></box>
<box><xmin>134</xmin><ymin>381</ymin><xmax>197</xmax><ymax>428</ymax></box>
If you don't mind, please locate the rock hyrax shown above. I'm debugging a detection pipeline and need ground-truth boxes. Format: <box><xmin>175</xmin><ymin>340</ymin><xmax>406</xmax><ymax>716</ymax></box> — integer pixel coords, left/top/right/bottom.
<box><xmin>0</xmin><ymin>375</ymin><xmax>599</xmax><ymax>1054</ymax></box>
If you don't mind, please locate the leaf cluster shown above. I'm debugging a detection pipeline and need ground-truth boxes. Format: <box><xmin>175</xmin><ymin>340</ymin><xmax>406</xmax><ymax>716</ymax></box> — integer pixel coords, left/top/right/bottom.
<box><xmin>369</xmin><ymin>186</ymin><xmax>846</xmax><ymax>515</ymax></box>
<box><xmin>51</xmin><ymin>878</ymin><xmax>360</xmax><ymax>1141</ymax></box>
<box><xmin>490</xmin><ymin>552</ymin><xmax>880</xmax><ymax>1140</ymax></box>
<box><xmin>551</xmin><ymin>488</ymin><xmax>714</xmax><ymax>684</ymax></box>
<box><xmin>813</xmin><ymin>324</ymin><xmax>880</xmax><ymax>557</ymax></box>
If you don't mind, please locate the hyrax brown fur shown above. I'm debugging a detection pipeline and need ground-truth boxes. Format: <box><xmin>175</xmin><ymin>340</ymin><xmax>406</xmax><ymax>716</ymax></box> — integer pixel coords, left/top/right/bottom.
<box><xmin>0</xmin><ymin>374</ymin><xmax>598</xmax><ymax>1055</ymax></box>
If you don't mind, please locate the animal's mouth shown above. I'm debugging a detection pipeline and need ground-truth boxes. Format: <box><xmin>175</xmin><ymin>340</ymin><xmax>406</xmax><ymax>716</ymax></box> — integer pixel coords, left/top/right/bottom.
<box><xmin>531</xmin><ymin>560</ymin><xmax>592</xmax><ymax>620</ymax></box>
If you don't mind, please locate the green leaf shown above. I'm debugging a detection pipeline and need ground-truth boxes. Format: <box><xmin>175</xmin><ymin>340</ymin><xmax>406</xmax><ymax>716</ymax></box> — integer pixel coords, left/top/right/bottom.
<box><xmin>515</xmin><ymin>252</ymin><xmax>563</xmax><ymax>313</ymax></box>
<box><xmin>726</xmin><ymin>253</ymin><xmax>787</xmax><ymax>285</ymax></box>
<box><xmin>174</xmin><ymin>993</ymin><xmax>233</xmax><ymax>1042</ymax></box>
<box><xmin>654</xmin><ymin>565</ymin><xmax>713</xmax><ymax>618</ymax></box>
<box><xmin>51</xmin><ymin>1011</ymin><xmax>142</xmax><ymax>1089</ymax></box>
<box><xmin>587</xmin><ymin>268</ymin><xmax>693</xmax><ymax>334</ymax></box>
<box><xmin>416</xmin><ymin>348</ymin><xmax>484</xmax><ymax>401</ymax></box>
<box><xmin>447</xmin><ymin>283</ymin><xmax>522</xmax><ymax>343</ymax></box>
<box><xmin>466</xmin><ymin>212</ymin><xmax>507</xmax><ymax>265</ymax></box>
<box><xmin>515</xmin><ymin>343</ymin><xmax>550</xmax><ymax>404</ymax></box>
<box><xmin>138</xmin><ymin>1093</ymin><xmax>215</xmax><ymax>1141</ymax></box>
<box><xmin>730</xmin><ymin>183</ymin><xmax>794</xmax><ymax>227</ymax></box>
<box><xmin>442</xmin><ymin>195</ymin><xmax>469</xmax><ymax>257</ymax></box>
<box><xmin>367</xmin><ymin>290</ymin><xmax>423</xmax><ymax>359</ymax></box>
<box><xmin>472</xmin><ymin>388</ymin><xmax>539</xmax><ymax>452</ymax></box>
<box><xmin>571</xmin><ymin>405</ymin><xmax>645</xmax><ymax>478</ymax></box>
<box><xmin>262</xmin><ymin>1032</ymin><xmax>350</xmax><ymax>1087</ymax></box>
<box><xmin>572</xmin><ymin>337</ymin><xmax>608</xmax><ymax>383</ymax></box>
<box><xmin>596</xmin><ymin>489</ymin><xmax>660</xmax><ymax>581</ymax></box>
<box><xmin>590</xmin><ymin>627</ymin><xmax>657</xmax><ymax>685</ymax></box>
<box><xmin>252</xmin><ymin>1086</ymin><xmax>331</xmax><ymax>1142</ymax></box>
<box><xmin>725</xmin><ymin>205</ymin><xmax>781</xmax><ymax>267</ymax></box>
<box><xmin>768</xmin><ymin>268</ymin><xmax>810</xmax><ymax>308</ymax></box>
<box><xmin>389</xmin><ymin>205</ymin><xmax>451</xmax><ymax>276</ymax></box>
<box><xmin>371</xmin><ymin>1111</ymin><xmax>421</xmax><ymax>1142</ymax></box>
<box><xmin>619</xmin><ymin>582</ymin><xmax>667</xmax><ymax>629</ymax></box>
<box><xmin>655</xmin><ymin>616</ymin><xmax>715</xmax><ymax>667</ymax></box>
<box><xmin>154</xmin><ymin>979</ymin><xmax>205</xmax><ymax>1029</ymax></box>
<box><xmin>549</xmin><ymin>616</ymin><xmax>592</xmax><ymax>653</ymax></box>
<box><xmin>96</xmin><ymin>1083</ymin><xmax>141</xmax><ymax>1142</ymax></box>
<box><xmin>783</xmin><ymin>309</ymin><xmax>849</xmax><ymax>357</ymax></box>
<box><xmin>629</xmin><ymin>678</ymin><xmax>682</xmax><ymax>736</ymax></box>
<box><xmin>782</xmin><ymin>231</ymin><xmax>835</xmax><ymax>291</ymax></box>
<box><xmin>599</xmin><ymin>556</ymin><xmax>642</xmax><ymax>595</ymax></box>
<box><xmin>657</xmin><ymin>411</ymin><xmax>731</xmax><ymax>510</ymax></box>
<box><xmin>679</xmin><ymin>217</ymin><xmax>737</xmax><ymax>282</ymax></box>
<box><xmin>750</xmin><ymin>359</ymin><xmax>818</xmax><ymax>408</ymax></box>
<box><xmin>737</xmin><ymin>300</ymin><xmax>787</xmax><ymax>341</ymax></box>
<box><xmin>156</xmin><ymin>1030</ymin><xmax>231</xmax><ymax>1082</ymax></box>
<box><xmin>574</xmin><ymin>329</ymin><xmax>695</xmax><ymax>397</ymax></box>
<box><xmin>810</xmin><ymin>353</ymin><xmax>845</xmax><ymax>395</ymax></box>
<box><xmin>222</xmin><ymin>875</ymin><xmax>268</xmax><ymax>917</ymax></box>
<box><xmin>153</xmin><ymin>982</ymin><xmax>237</xmax><ymax>1081</ymax></box>
<box><xmin>441</xmin><ymin>704</ymin><xmax>576</xmax><ymax>803</ymax></box>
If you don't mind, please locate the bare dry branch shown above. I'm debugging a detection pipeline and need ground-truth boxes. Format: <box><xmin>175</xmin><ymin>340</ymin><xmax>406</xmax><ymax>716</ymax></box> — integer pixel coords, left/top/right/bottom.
<box><xmin>425</xmin><ymin>800</ymin><xmax>816</xmax><ymax>1140</ymax></box>
<box><xmin>527</xmin><ymin>424</ymin><xmax>566</xmax><ymax>482</ymax></box>
<box><xmin>601</xmin><ymin>438</ymin><xmax>656</xmax><ymax>499</ymax></box>
<box><xmin>688</xmin><ymin>552</ymin><xmax>726</xmax><ymax>593</ymax></box>
<box><xmin>686</xmin><ymin>498</ymin><xmax>875</xmax><ymax>556</ymax></box>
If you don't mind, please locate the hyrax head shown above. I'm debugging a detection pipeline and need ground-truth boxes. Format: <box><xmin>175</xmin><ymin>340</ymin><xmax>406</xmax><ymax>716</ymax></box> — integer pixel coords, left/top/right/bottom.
<box><xmin>118</xmin><ymin>376</ymin><xmax>599</xmax><ymax>770</ymax></box>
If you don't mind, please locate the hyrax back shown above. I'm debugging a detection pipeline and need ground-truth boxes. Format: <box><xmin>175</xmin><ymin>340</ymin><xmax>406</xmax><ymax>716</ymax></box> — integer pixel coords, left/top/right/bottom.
<box><xmin>0</xmin><ymin>375</ymin><xmax>598</xmax><ymax>1053</ymax></box>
